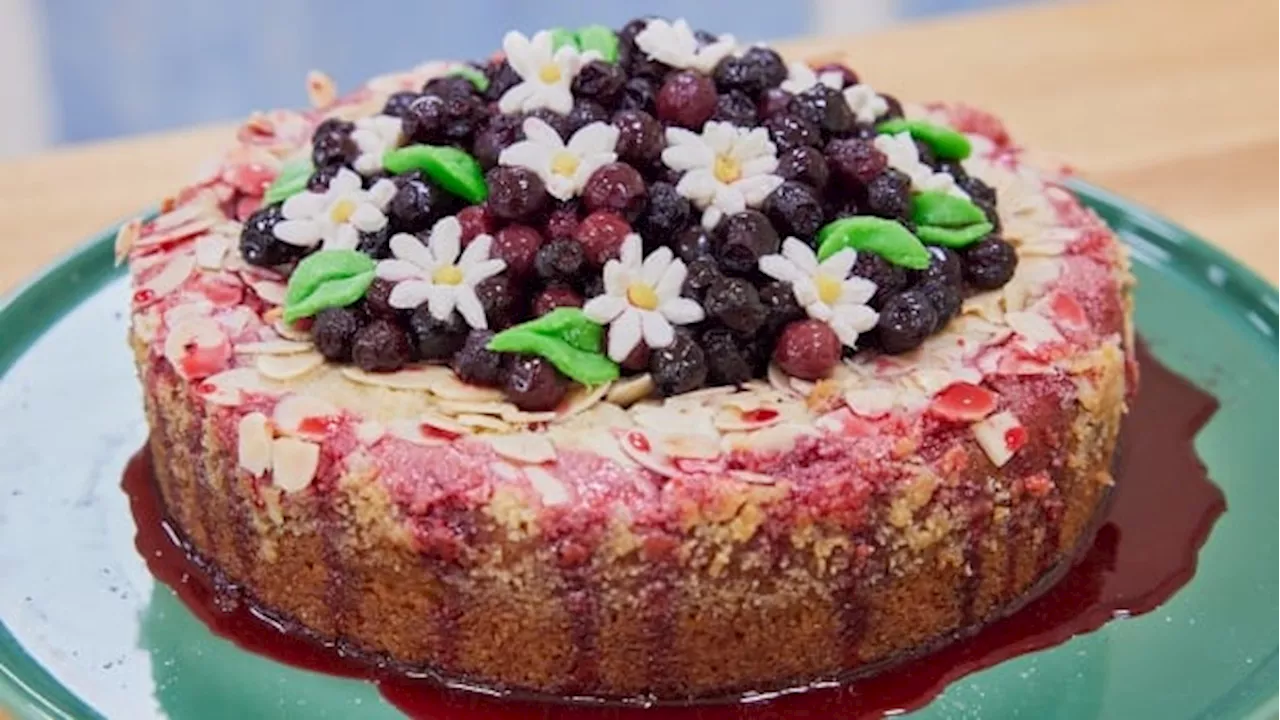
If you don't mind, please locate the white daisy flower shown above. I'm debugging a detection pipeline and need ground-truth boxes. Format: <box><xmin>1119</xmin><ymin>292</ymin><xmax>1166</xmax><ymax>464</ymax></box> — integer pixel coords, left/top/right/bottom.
<box><xmin>634</xmin><ymin>18</ymin><xmax>737</xmax><ymax>74</ymax></box>
<box><xmin>874</xmin><ymin>132</ymin><xmax>969</xmax><ymax>199</ymax></box>
<box><xmin>273</xmin><ymin>168</ymin><xmax>396</xmax><ymax>252</ymax></box>
<box><xmin>499</xmin><ymin>117</ymin><xmax>619</xmax><ymax>201</ymax></box>
<box><xmin>779</xmin><ymin>61</ymin><xmax>844</xmax><ymax>94</ymax></box>
<box><xmin>374</xmin><ymin>216</ymin><xmax>506</xmax><ymax>328</ymax></box>
<box><xmin>758</xmin><ymin>237</ymin><xmax>879</xmax><ymax>349</ymax></box>
<box><xmin>582</xmin><ymin>234</ymin><xmax>705</xmax><ymax>362</ymax></box>
<box><xmin>661</xmin><ymin>121</ymin><xmax>784</xmax><ymax>230</ymax></box>
<box><xmin>842</xmin><ymin>83</ymin><xmax>890</xmax><ymax>124</ymax></box>
<box><xmin>498</xmin><ymin>30</ymin><xmax>596</xmax><ymax>115</ymax></box>
<box><xmin>350</xmin><ymin>114</ymin><xmax>403</xmax><ymax>175</ymax></box>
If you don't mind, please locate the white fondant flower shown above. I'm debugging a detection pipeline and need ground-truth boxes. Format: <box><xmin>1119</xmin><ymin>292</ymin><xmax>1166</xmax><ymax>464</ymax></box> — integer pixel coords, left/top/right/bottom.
<box><xmin>582</xmin><ymin>235</ymin><xmax>705</xmax><ymax>362</ymax></box>
<box><xmin>499</xmin><ymin>118</ymin><xmax>619</xmax><ymax>201</ymax></box>
<box><xmin>780</xmin><ymin>61</ymin><xmax>844</xmax><ymax>94</ymax></box>
<box><xmin>661</xmin><ymin>121</ymin><xmax>784</xmax><ymax>230</ymax></box>
<box><xmin>351</xmin><ymin>114</ymin><xmax>403</xmax><ymax>175</ymax></box>
<box><xmin>874</xmin><ymin>132</ymin><xmax>969</xmax><ymax>199</ymax></box>
<box><xmin>842</xmin><ymin>83</ymin><xmax>889</xmax><ymax>125</ymax></box>
<box><xmin>634</xmin><ymin>18</ymin><xmax>736</xmax><ymax>74</ymax></box>
<box><xmin>273</xmin><ymin>168</ymin><xmax>396</xmax><ymax>251</ymax></box>
<box><xmin>498</xmin><ymin>30</ymin><xmax>595</xmax><ymax>115</ymax></box>
<box><xmin>374</xmin><ymin>216</ymin><xmax>506</xmax><ymax>328</ymax></box>
<box><xmin>758</xmin><ymin>238</ymin><xmax>879</xmax><ymax>348</ymax></box>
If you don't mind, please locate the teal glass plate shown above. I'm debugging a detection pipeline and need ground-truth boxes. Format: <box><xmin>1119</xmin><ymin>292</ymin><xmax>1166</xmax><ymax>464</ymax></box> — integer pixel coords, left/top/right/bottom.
<box><xmin>0</xmin><ymin>183</ymin><xmax>1275</xmax><ymax>720</ymax></box>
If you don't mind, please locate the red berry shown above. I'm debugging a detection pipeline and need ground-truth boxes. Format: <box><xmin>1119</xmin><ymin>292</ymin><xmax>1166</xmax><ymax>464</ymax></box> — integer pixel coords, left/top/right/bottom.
<box><xmin>618</xmin><ymin>338</ymin><xmax>650</xmax><ymax>372</ymax></box>
<box><xmin>582</xmin><ymin>162</ymin><xmax>648</xmax><ymax>221</ymax></box>
<box><xmin>611</xmin><ymin>109</ymin><xmax>664</xmax><ymax>166</ymax></box>
<box><xmin>656</xmin><ymin>71</ymin><xmax>717</xmax><ymax>129</ymax></box>
<box><xmin>492</xmin><ymin>224</ymin><xmax>545</xmax><ymax>278</ymax></box>
<box><xmin>457</xmin><ymin>205</ymin><xmax>495</xmax><ymax>246</ymax></box>
<box><xmin>773</xmin><ymin>319</ymin><xmax>840</xmax><ymax>380</ymax></box>
<box><xmin>575</xmin><ymin>210</ymin><xmax>632</xmax><ymax>266</ymax></box>
<box><xmin>827</xmin><ymin>138</ymin><xmax>887</xmax><ymax>186</ymax></box>
<box><xmin>532</xmin><ymin>286</ymin><xmax>584</xmax><ymax>316</ymax></box>
<box><xmin>545</xmin><ymin>204</ymin><xmax>581</xmax><ymax>242</ymax></box>
<box><xmin>758</xmin><ymin>88</ymin><xmax>794</xmax><ymax>120</ymax></box>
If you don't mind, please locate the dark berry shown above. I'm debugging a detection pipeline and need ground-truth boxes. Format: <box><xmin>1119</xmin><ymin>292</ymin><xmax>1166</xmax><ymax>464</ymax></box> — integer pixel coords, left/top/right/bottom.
<box><xmin>355</xmin><ymin>226</ymin><xmax>393</xmax><ymax>259</ymax></box>
<box><xmin>311</xmin><ymin>118</ymin><xmax>356</xmax><ymax>168</ymax></box>
<box><xmin>504</xmin><ymin>355</ymin><xmax>569</xmax><ymax>411</ymax></box>
<box><xmin>582</xmin><ymin>274</ymin><xmax>605</xmax><ymax>299</ymax></box>
<box><xmin>701</xmin><ymin>327</ymin><xmax>754</xmax><ymax>385</ymax></box>
<box><xmin>656</xmin><ymin>71</ymin><xmax>717</xmax><ymax>129</ymax></box>
<box><xmin>703</xmin><ymin>277</ymin><xmax>766</xmax><ymax>334</ymax></box>
<box><xmin>535</xmin><ymin>239</ymin><xmax>585</xmax><ymax>281</ymax></box>
<box><xmin>681</xmin><ymin>256</ymin><xmax>724</xmax><ymax>299</ymax></box>
<box><xmin>739</xmin><ymin>46</ymin><xmax>788</xmax><ymax>91</ymax></box>
<box><xmin>408</xmin><ymin>306</ymin><xmax>469</xmax><ymax>361</ymax></box>
<box><xmin>381</xmin><ymin>91</ymin><xmax>421</xmax><ymax>118</ymax></box>
<box><xmin>758</xmin><ymin>88</ymin><xmax>794</xmax><ymax>120</ymax></box>
<box><xmin>389</xmin><ymin>178</ymin><xmax>452</xmax><ymax>233</ymax></box>
<box><xmin>636</xmin><ymin>181</ymin><xmax>691</xmax><ymax>241</ymax></box>
<box><xmin>484</xmin><ymin>60</ymin><xmax>521</xmax><ymax>102</ymax></box>
<box><xmin>567</xmin><ymin>99</ymin><xmax>610</xmax><ymax>135</ymax></box>
<box><xmin>359</xmin><ymin>277</ymin><xmax>401</xmax><ymax>318</ymax></box>
<box><xmin>611</xmin><ymin>109</ymin><xmax>664</xmax><ymax>166</ymax></box>
<box><xmin>715</xmin><ymin>210</ymin><xmax>781</xmax><ymax>275</ymax></box>
<box><xmin>790</xmin><ymin>85</ymin><xmax>855</xmax><ymax>136</ymax></box>
<box><xmin>913</xmin><ymin>139</ymin><xmax>937</xmax><ymax>168</ymax></box>
<box><xmin>759</xmin><ymin>281</ymin><xmax>806</xmax><ymax>333</ymax></box>
<box><xmin>619</xmin><ymin>77</ymin><xmax>657</xmax><ymax>113</ymax></box>
<box><xmin>958</xmin><ymin>174</ymin><xmax>997</xmax><ymax>208</ymax></box>
<box><xmin>476</xmin><ymin>273</ymin><xmax>522</xmax><ymax>329</ymax></box>
<box><xmin>864</xmin><ymin>168</ymin><xmax>912</xmax><ymax>220</ymax></box>
<box><xmin>918</xmin><ymin>280</ymin><xmax>962</xmax><ymax>332</ymax></box>
<box><xmin>452</xmin><ymin>329</ymin><xmax>504</xmax><ymax>386</ymax></box>
<box><xmin>764</xmin><ymin>181</ymin><xmax>824</xmax><ymax>238</ymax></box>
<box><xmin>312</xmin><ymin>307</ymin><xmax>362</xmax><ymax>361</ymax></box>
<box><xmin>826</xmin><ymin>137</ymin><xmax>887</xmax><ymax>187</ymax></box>
<box><xmin>649</xmin><ymin>332</ymin><xmax>708</xmax><ymax>396</ymax></box>
<box><xmin>936</xmin><ymin>160</ymin><xmax>969</xmax><ymax>182</ymax></box>
<box><xmin>875</xmin><ymin>290</ymin><xmax>937</xmax><ymax>354</ymax></box>
<box><xmin>492</xmin><ymin>225</ymin><xmax>545</xmax><ymax>279</ymax></box>
<box><xmin>306</xmin><ymin>164</ymin><xmax>342</xmax><ymax>192</ymax></box>
<box><xmin>441</xmin><ymin>93</ymin><xmax>486</xmax><ymax>142</ymax></box>
<box><xmin>711</xmin><ymin>57</ymin><xmax>755</xmax><ymax>95</ymax></box>
<box><xmin>962</xmin><ymin>237</ymin><xmax>1018</xmax><ymax>290</ymax></box>
<box><xmin>852</xmin><ymin>251</ymin><xmax>908</xmax><ymax>309</ymax></box>
<box><xmin>239</xmin><ymin>204</ymin><xmax>304</xmax><ymax>267</ymax></box>
<box><xmin>423</xmin><ymin>74</ymin><xmax>478</xmax><ymax>100</ymax></box>
<box><xmin>582</xmin><ymin>162</ymin><xmax>648</xmax><ymax>221</ymax></box>
<box><xmin>774</xmin><ymin>319</ymin><xmax>840</xmax><ymax>380</ymax></box>
<box><xmin>777</xmin><ymin>146</ymin><xmax>830</xmax><ymax>191</ymax></box>
<box><xmin>674</xmin><ymin>227</ymin><xmax>715</xmax><ymax>263</ymax></box>
<box><xmin>402</xmin><ymin>95</ymin><xmax>448</xmax><ymax>144</ymax></box>
<box><xmin>712</xmin><ymin>90</ymin><xmax>758</xmax><ymax>126</ymax></box>
<box><xmin>485</xmin><ymin>166</ymin><xmax>548</xmax><ymax>222</ymax></box>
<box><xmin>575</xmin><ymin>211</ymin><xmax>632</xmax><ymax>266</ymax></box>
<box><xmin>352</xmin><ymin>319</ymin><xmax>414</xmax><ymax>372</ymax></box>
<box><xmin>913</xmin><ymin>246</ymin><xmax>963</xmax><ymax>286</ymax></box>
<box><xmin>456</xmin><ymin>205</ymin><xmax>495</xmax><ymax>245</ymax></box>
<box><xmin>764</xmin><ymin>113</ymin><xmax>820</xmax><ymax>151</ymax></box>
<box><xmin>471</xmin><ymin>113</ymin><xmax>524</xmax><ymax>170</ymax></box>
<box><xmin>532</xmin><ymin>285</ymin><xmax>584</xmax><ymax>316</ymax></box>
<box><xmin>524</xmin><ymin>109</ymin><xmax>571</xmax><ymax>140</ymax></box>
<box><xmin>618</xmin><ymin>17</ymin><xmax>650</xmax><ymax>50</ymax></box>
<box><xmin>813</xmin><ymin>62</ymin><xmax>858</xmax><ymax>88</ymax></box>
<box><xmin>544</xmin><ymin>203</ymin><xmax>581</xmax><ymax>242</ymax></box>
<box><xmin>879</xmin><ymin>93</ymin><xmax>904</xmax><ymax>121</ymax></box>
<box><xmin>619</xmin><ymin>340</ymin><xmax>650</xmax><ymax>373</ymax></box>
<box><xmin>573</xmin><ymin>60</ymin><xmax>627</xmax><ymax>105</ymax></box>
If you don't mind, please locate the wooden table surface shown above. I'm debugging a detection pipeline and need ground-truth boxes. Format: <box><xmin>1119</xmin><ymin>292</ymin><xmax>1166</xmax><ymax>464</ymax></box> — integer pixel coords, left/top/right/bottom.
<box><xmin>0</xmin><ymin>0</ymin><xmax>1275</xmax><ymax>297</ymax></box>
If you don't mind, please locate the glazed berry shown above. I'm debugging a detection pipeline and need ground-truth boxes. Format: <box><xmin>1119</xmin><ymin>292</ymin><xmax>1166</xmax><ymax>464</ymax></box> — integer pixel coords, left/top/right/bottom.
<box><xmin>962</xmin><ymin>237</ymin><xmax>1018</xmax><ymax>290</ymax></box>
<box><xmin>674</xmin><ymin>226</ymin><xmax>714</xmax><ymax>263</ymax></box>
<box><xmin>759</xmin><ymin>280</ymin><xmax>806</xmax><ymax>332</ymax></box>
<box><xmin>311</xmin><ymin>118</ymin><xmax>356</xmax><ymax>168</ymax></box>
<box><xmin>764</xmin><ymin>181</ymin><xmax>824</xmax><ymax>238</ymax></box>
<box><xmin>875</xmin><ymin>290</ymin><xmax>937</xmax><ymax>354</ymax></box>
<box><xmin>790</xmin><ymin>85</ymin><xmax>856</xmax><ymax>136</ymax></box>
<box><xmin>239</xmin><ymin>204</ymin><xmax>304</xmax><ymax>267</ymax></box>
<box><xmin>773</xmin><ymin>319</ymin><xmax>841</xmax><ymax>380</ymax></box>
<box><xmin>475</xmin><ymin>274</ymin><xmax>521</xmax><ymax>329</ymax></box>
<box><xmin>306</xmin><ymin>164</ymin><xmax>343</xmax><ymax>192</ymax></box>
<box><xmin>484</xmin><ymin>60</ymin><xmax>522</xmax><ymax>102</ymax></box>
<box><xmin>402</xmin><ymin>95</ymin><xmax>448</xmax><ymax>144</ymax></box>
<box><xmin>681</xmin><ymin>255</ymin><xmax>724</xmax><ymax>299</ymax></box>
<box><xmin>352</xmin><ymin>319</ymin><xmax>414</xmax><ymax>373</ymax></box>
<box><xmin>711</xmin><ymin>57</ymin><xmax>755</xmax><ymax>95</ymax></box>
<box><xmin>568</xmin><ymin>99</ymin><xmax>610</xmax><ymax>135</ymax></box>
<box><xmin>408</xmin><ymin>306</ymin><xmax>469</xmax><ymax>361</ymax></box>
<box><xmin>583</xmin><ymin>162</ymin><xmax>648</xmax><ymax>221</ymax></box>
<box><xmin>764</xmin><ymin>113</ymin><xmax>820</xmax><ymax>151</ymax></box>
<box><xmin>656</xmin><ymin>71</ymin><xmax>717</xmax><ymax>129</ymax></box>
<box><xmin>492</xmin><ymin>225</ymin><xmax>545</xmax><ymax>279</ymax></box>
<box><xmin>439</xmin><ymin>93</ymin><xmax>486</xmax><ymax>142</ymax></box>
<box><xmin>637</xmin><ymin>181</ymin><xmax>691</xmax><ymax>240</ymax></box>
<box><xmin>826</xmin><ymin>137</ymin><xmax>887</xmax><ymax>187</ymax></box>
<box><xmin>504</xmin><ymin>355</ymin><xmax>569</xmax><ymax>411</ymax></box>
<box><xmin>777</xmin><ymin>146</ymin><xmax>830</xmax><ymax>191</ymax></box>
<box><xmin>864</xmin><ymin>168</ymin><xmax>912</xmax><ymax>220</ymax></box>
<box><xmin>958</xmin><ymin>174</ymin><xmax>997</xmax><ymax>208</ymax></box>
<box><xmin>913</xmin><ymin>246</ymin><xmax>963</xmax><ymax>286</ymax></box>
<box><xmin>758</xmin><ymin>88</ymin><xmax>794</xmax><ymax>120</ymax></box>
<box><xmin>851</xmin><ymin>251</ymin><xmax>908</xmax><ymax>308</ymax></box>
<box><xmin>703</xmin><ymin>277</ymin><xmax>767</xmax><ymax>335</ymax></box>
<box><xmin>701</xmin><ymin>327</ymin><xmax>754</xmax><ymax>385</ymax></box>
<box><xmin>573</xmin><ymin>60</ymin><xmax>627</xmax><ymax>105</ymax></box>
<box><xmin>486</xmin><ymin>166</ymin><xmax>548</xmax><ymax>222</ymax></box>
<box><xmin>423</xmin><ymin>74</ymin><xmax>477</xmax><ymax>100</ymax></box>
<box><xmin>712</xmin><ymin>90</ymin><xmax>758</xmax><ymax>126</ymax></box>
<box><xmin>813</xmin><ymin>62</ymin><xmax>858</xmax><ymax>88</ymax></box>
<box><xmin>452</xmin><ymin>329</ymin><xmax>504</xmax><ymax>386</ymax></box>
<box><xmin>535</xmin><ymin>239</ymin><xmax>586</xmax><ymax>281</ymax></box>
<box><xmin>878</xmin><ymin>93</ymin><xmax>905</xmax><ymax>121</ymax></box>
<box><xmin>715</xmin><ymin>210</ymin><xmax>781</xmax><ymax>275</ymax></box>
<box><xmin>739</xmin><ymin>46</ymin><xmax>788</xmax><ymax>91</ymax></box>
<box><xmin>575</xmin><ymin>210</ymin><xmax>632</xmax><ymax>266</ymax></box>
<box><xmin>355</xmin><ymin>226</ymin><xmax>393</xmax><ymax>259</ymax></box>
<box><xmin>312</xmin><ymin>307</ymin><xmax>362</xmax><ymax>362</ymax></box>
<box><xmin>649</xmin><ymin>332</ymin><xmax>708</xmax><ymax>396</ymax></box>
<box><xmin>618</xmin><ymin>340</ymin><xmax>651</xmax><ymax>372</ymax></box>
<box><xmin>918</xmin><ymin>280</ymin><xmax>962</xmax><ymax>332</ymax></box>
<box><xmin>358</xmin><ymin>277</ymin><xmax>400</xmax><ymax>318</ymax></box>
<box><xmin>389</xmin><ymin>178</ymin><xmax>453</xmax><ymax>233</ymax></box>
<box><xmin>543</xmin><ymin>203</ymin><xmax>580</xmax><ymax>242</ymax></box>
<box><xmin>619</xmin><ymin>77</ymin><xmax>658</xmax><ymax>113</ymax></box>
<box><xmin>471</xmin><ymin>113</ymin><xmax>524</xmax><ymax>170</ymax></box>
<box><xmin>532</xmin><ymin>285</ymin><xmax>584</xmax><ymax>316</ymax></box>
<box><xmin>617</xmin><ymin>17</ymin><xmax>651</xmax><ymax>52</ymax></box>
<box><xmin>456</xmin><ymin>205</ymin><xmax>495</xmax><ymax>245</ymax></box>
<box><xmin>381</xmin><ymin>91</ymin><xmax>421</xmax><ymax>118</ymax></box>
<box><xmin>611</xmin><ymin>109</ymin><xmax>664</xmax><ymax>166</ymax></box>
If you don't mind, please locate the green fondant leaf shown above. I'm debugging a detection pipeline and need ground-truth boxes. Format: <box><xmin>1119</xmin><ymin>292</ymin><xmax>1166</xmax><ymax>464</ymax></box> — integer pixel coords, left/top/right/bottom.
<box><xmin>262</xmin><ymin>157</ymin><xmax>314</xmax><ymax>206</ymax></box>
<box><xmin>575</xmin><ymin>25</ymin><xmax>619</xmax><ymax>63</ymax></box>
<box><xmin>875</xmin><ymin>118</ymin><xmax>972</xmax><ymax>160</ymax></box>
<box><xmin>550</xmin><ymin>27</ymin><xmax>580</xmax><ymax>52</ymax></box>
<box><xmin>488</xmin><ymin>331</ymin><xmax>619</xmax><ymax>386</ymax></box>
<box><xmin>382</xmin><ymin>144</ymin><xmax>488</xmax><ymax>204</ymax></box>
<box><xmin>447</xmin><ymin>64</ymin><xmax>490</xmax><ymax>92</ymax></box>
<box><xmin>816</xmin><ymin>217</ymin><xmax>931</xmax><ymax>270</ymax></box>
<box><xmin>507</xmin><ymin>308</ymin><xmax>603</xmax><ymax>353</ymax></box>
<box><xmin>911</xmin><ymin>191</ymin><xmax>987</xmax><ymax>228</ymax></box>
<box><xmin>916</xmin><ymin>222</ymin><xmax>994</xmax><ymax>248</ymax></box>
<box><xmin>283</xmin><ymin>250</ymin><xmax>376</xmax><ymax>322</ymax></box>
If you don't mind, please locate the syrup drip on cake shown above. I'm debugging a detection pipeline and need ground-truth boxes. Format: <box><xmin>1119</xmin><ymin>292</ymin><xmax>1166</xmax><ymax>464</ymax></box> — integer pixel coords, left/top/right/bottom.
<box><xmin>123</xmin><ymin>341</ymin><xmax>1226</xmax><ymax>718</ymax></box>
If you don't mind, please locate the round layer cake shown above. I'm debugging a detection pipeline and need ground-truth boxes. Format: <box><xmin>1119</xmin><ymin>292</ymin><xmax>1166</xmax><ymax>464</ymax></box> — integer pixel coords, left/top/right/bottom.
<box><xmin>123</xmin><ymin>17</ymin><xmax>1135</xmax><ymax>702</ymax></box>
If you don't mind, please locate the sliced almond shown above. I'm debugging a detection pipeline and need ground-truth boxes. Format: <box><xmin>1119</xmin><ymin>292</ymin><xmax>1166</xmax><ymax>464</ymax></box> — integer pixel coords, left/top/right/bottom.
<box><xmin>430</xmin><ymin>372</ymin><xmax>507</xmax><ymax>402</ymax></box>
<box><xmin>132</xmin><ymin>310</ymin><xmax>160</xmax><ymax>344</ymax></box>
<box><xmin>386</xmin><ymin>419</ymin><xmax>450</xmax><ymax>446</ymax></box>
<box><xmin>235</xmin><ymin>339</ymin><xmax>313</xmax><ymax>355</ymax></box>
<box><xmin>767</xmin><ymin>363</ymin><xmax>802</xmax><ymax>397</ymax></box>
<box><xmin>606</xmin><ymin>374</ymin><xmax>655</xmax><ymax>407</ymax></box>
<box><xmin>435</xmin><ymin>399</ymin><xmax>519</xmax><ymax>417</ymax></box>
<box><xmin>271</xmin><ymin>437</ymin><xmax>320</xmax><ymax>492</ymax></box>
<box><xmin>306</xmin><ymin>70</ymin><xmax>337</xmax><ymax>107</ymax></box>
<box><xmin>114</xmin><ymin>217</ymin><xmax>142</xmax><ymax>265</ymax></box>
<box><xmin>255</xmin><ymin>351</ymin><xmax>324</xmax><ymax>381</ymax></box>
<box><xmin>723</xmin><ymin>422</ymin><xmax>813</xmax><ymax>454</ymax></box>
<box><xmin>138</xmin><ymin>253</ymin><xmax>196</xmax><ymax>300</ymax></box>
<box><xmin>972</xmin><ymin>410</ymin><xmax>1026</xmax><ymax>468</ymax></box>
<box><xmin>1006</xmin><ymin>311</ymin><xmax>1064</xmax><ymax>348</ymax></box>
<box><xmin>499</xmin><ymin>408</ymin><xmax>559</xmax><ymax>424</ymax></box>
<box><xmin>194</xmin><ymin>233</ymin><xmax>230</xmax><ymax>270</ymax></box>
<box><xmin>150</xmin><ymin>191</ymin><xmax>218</xmax><ymax>233</ymax></box>
<box><xmin>661</xmin><ymin>432</ymin><xmax>722</xmax><ymax>460</ymax></box>
<box><xmin>488</xmin><ymin>461</ymin><xmax>521</xmax><ymax>481</ymax></box>
<box><xmin>550</xmin><ymin>428</ymin><xmax>636</xmax><ymax>468</ymax></box>
<box><xmin>199</xmin><ymin>367</ymin><xmax>269</xmax><ymax>406</ymax></box>
<box><xmin>714</xmin><ymin>405</ymin><xmax>782</xmax><ymax>432</ymax></box>
<box><xmin>273</xmin><ymin>394</ymin><xmax>340</xmax><ymax>437</ymax></box>
<box><xmin>524</xmin><ymin>466</ymin><xmax>571</xmax><ymax>507</ymax></box>
<box><xmin>729</xmin><ymin>470</ymin><xmax>776</xmax><ymax>485</ymax></box>
<box><xmin>486</xmin><ymin>433</ymin><xmax>556</xmax><ymax>464</ymax></box>
<box><xmin>272</xmin><ymin>318</ymin><xmax>311</xmax><ymax>342</ymax></box>
<box><xmin>617</xmin><ymin>429</ymin><xmax>678</xmax><ymax>478</ymax></box>
<box><xmin>557</xmin><ymin>383</ymin><xmax>610</xmax><ymax>420</ymax></box>
<box><xmin>135</xmin><ymin>216</ymin><xmax>217</xmax><ymax>250</ymax></box>
<box><xmin>237</xmin><ymin>412</ymin><xmax>273</xmax><ymax>476</ymax></box>
<box><xmin>844</xmin><ymin>386</ymin><xmax>898</xmax><ymax>418</ymax></box>
<box><xmin>163</xmin><ymin>316</ymin><xmax>231</xmax><ymax>380</ymax></box>
<box><xmin>162</xmin><ymin>300</ymin><xmax>213</xmax><ymax>329</ymax></box>
<box><xmin>339</xmin><ymin>364</ymin><xmax>450</xmax><ymax>391</ymax></box>
<box><xmin>418</xmin><ymin>411</ymin><xmax>470</xmax><ymax>438</ymax></box>
<box><xmin>355</xmin><ymin>420</ymin><xmax>386</xmax><ymax>444</ymax></box>
<box><xmin>453</xmin><ymin>413</ymin><xmax>511</xmax><ymax>432</ymax></box>
<box><xmin>248</xmin><ymin>278</ymin><xmax>288</xmax><ymax>306</ymax></box>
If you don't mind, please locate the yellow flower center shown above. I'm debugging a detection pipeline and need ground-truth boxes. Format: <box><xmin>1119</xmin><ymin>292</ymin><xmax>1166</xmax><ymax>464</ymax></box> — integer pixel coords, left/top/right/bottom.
<box><xmin>550</xmin><ymin>150</ymin><xmax>580</xmax><ymax>177</ymax></box>
<box><xmin>626</xmin><ymin>282</ymin><xmax>659</xmax><ymax>310</ymax></box>
<box><xmin>538</xmin><ymin>63</ymin><xmax>563</xmax><ymax>84</ymax></box>
<box><xmin>815</xmin><ymin>273</ymin><xmax>842</xmax><ymax>305</ymax></box>
<box><xmin>432</xmin><ymin>265</ymin><xmax>464</xmax><ymax>286</ymax></box>
<box><xmin>713</xmin><ymin>153</ymin><xmax>742</xmax><ymax>184</ymax></box>
<box><xmin>329</xmin><ymin>198</ymin><xmax>357</xmax><ymax>223</ymax></box>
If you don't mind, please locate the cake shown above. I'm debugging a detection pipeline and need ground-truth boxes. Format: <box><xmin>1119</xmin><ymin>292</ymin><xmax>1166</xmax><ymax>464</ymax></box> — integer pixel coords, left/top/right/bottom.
<box><xmin>122</xmin><ymin>17</ymin><xmax>1135</xmax><ymax>702</ymax></box>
